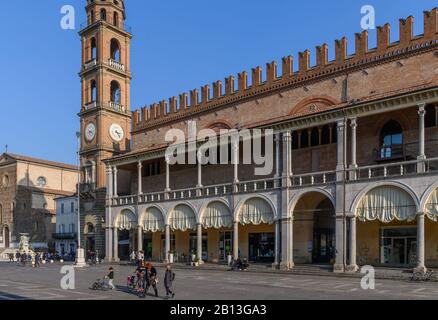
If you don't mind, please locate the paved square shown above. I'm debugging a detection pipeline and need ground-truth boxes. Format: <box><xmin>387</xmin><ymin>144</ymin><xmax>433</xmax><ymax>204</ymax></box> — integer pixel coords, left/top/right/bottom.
<box><xmin>0</xmin><ymin>262</ymin><xmax>437</xmax><ymax>300</ymax></box>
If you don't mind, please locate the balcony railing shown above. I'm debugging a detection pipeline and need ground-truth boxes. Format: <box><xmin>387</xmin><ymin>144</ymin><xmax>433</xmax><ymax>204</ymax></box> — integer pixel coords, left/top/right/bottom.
<box><xmin>109</xmin><ymin>158</ymin><xmax>438</xmax><ymax>208</ymax></box>
<box><xmin>84</xmin><ymin>59</ymin><xmax>97</xmax><ymax>70</ymax></box>
<box><xmin>79</xmin><ymin>183</ymin><xmax>96</xmax><ymax>194</ymax></box>
<box><xmin>346</xmin><ymin>157</ymin><xmax>438</xmax><ymax>181</ymax></box>
<box><xmin>52</xmin><ymin>233</ymin><xmax>77</xmax><ymax>240</ymax></box>
<box><xmin>108</xmin><ymin>101</ymin><xmax>126</xmax><ymax>113</ymax></box>
<box><xmin>84</xmin><ymin>101</ymin><xmax>97</xmax><ymax>111</ymax></box>
<box><xmin>109</xmin><ymin>59</ymin><xmax>125</xmax><ymax>71</ymax></box>
<box><xmin>291</xmin><ymin>170</ymin><xmax>337</xmax><ymax>187</ymax></box>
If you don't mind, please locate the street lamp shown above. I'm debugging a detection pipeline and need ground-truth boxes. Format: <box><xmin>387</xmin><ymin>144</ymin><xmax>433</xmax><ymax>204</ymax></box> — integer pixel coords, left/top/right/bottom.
<box><xmin>75</xmin><ymin>131</ymin><xmax>87</xmax><ymax>267</ymax></box>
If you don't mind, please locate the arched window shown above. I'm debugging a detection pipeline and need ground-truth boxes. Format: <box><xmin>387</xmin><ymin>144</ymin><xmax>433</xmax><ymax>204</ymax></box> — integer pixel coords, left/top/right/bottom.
<box><xmin>425</xmin><ymin>104</ymin><xmax>437</xmax><ymax>128</ymax></box>
<box><xmin>300</xmin><ymin>130</ymin><xmax>309</xmax><ymax>148</ymax></box>
<box><xmin>380</xmin><ymin>120</ymin><xmax>403</xmax><ymax>160</ymax></box>
<box><xmin>321</xmin><ymin>125</ymin><xmax>330</xmax><ymax>145</ymax></box>
<box><xmin>100</xmin><ymin>9</ymin><xmax>107</xmax><ymax>21</ymax></box>
<box><xmin>110</xmin><ymin>39</ymin><xmax>121</xmax><ymax>62</ymax></box>
<box><xmin>310</xmin><ymin>127</ymin><xmax>319</xmax><ymax>147</ymax></box>
<box><xmin>90</xmin><ymin>80</ymin><xmax>97</xmax><ymax>102</ymax></box>
<box><xmin>113</xmin><ymin>12</ymin><xmax>119</xmax><ymax>27</ymax></box>
<box><xmin>110</xmin><ymin>81</ymin><xmax>121</xmax><ymax>104</ymax></box>
<box><xmin>90</xmin><ymin>38</ymin><xmax>97</xmax><ymax>60</ymax></box>
<box><xmin>291</xmin><ymin>131</ymin><xmax>299</xmax><ymax>150</ymax></box>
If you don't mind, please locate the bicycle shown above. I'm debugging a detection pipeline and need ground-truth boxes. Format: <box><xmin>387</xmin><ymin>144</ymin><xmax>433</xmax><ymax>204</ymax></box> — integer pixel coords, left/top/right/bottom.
<box><xmin>411</xmin><ymin>269</ymin><xmax>434</xmax><ymax>282</ymax></box>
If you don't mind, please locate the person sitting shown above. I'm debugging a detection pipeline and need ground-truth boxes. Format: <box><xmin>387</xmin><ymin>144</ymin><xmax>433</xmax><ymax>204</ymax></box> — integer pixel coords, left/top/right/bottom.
<box><xmin>242</xmin><ymin>259</ymin><xmax>249</xmax><ymax>271</ymax></box>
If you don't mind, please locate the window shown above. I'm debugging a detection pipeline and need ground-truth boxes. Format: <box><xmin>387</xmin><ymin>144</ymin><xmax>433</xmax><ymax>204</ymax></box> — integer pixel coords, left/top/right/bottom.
<box><xmin>310</xmin><ymin>127</ymin><xmax>319</xmax><ymax>147</ymax></box>
<box><xmin>90</xmin><ymin>80</ymin><xmax>97</xmax><ymax>102</ymax></box>
<box><xmin>61</xmin><ymin>203</ymin><xmax>65</xmax><ymax>214</ymax></box>
<box><xmin>113</xmin><ymin>12</ymin><xmax>119</xmax><ymax>27</ymax></box>
<box><xmin>300</xmin><ymin>130</ymin><xmax>309</xmax><ymax>148</ymax></box>
<box><xmin>100</xmin><ymin>9</ymin><xmax>107</xmax><ymax>21</ymax></box>
<box><xmin>380</xmin><ymin>120</ymin><xmax>403</xmax><ymax>160</ymax></box>
<box><xmin>146</xmin><ymin>161</ymin><xmax>161</xmax><ymax>177</ymax></box>
<box><xmin>321</xmin><ymin>125</ymin><xmax>331</xmax><ymax>145</ymax></box>
<box><xmin>425</xmin><ymin>104</ymin><xmax>437</xmax><ymax>128</ymax></box>
<box><xmin>110</xmin><ymin>39</ymin><xmax>121</xmax><ymax>62</ymax></box>
<box><xmin>71</xmin><ymin>202</ymin><xmax>75</xmax><ymax>213</ymax></box>
<box><xmin>90</xmin><ymin>38</ymin><xmax>97</xmax><ymax>60</ymax></box>
<box><xmin>36</xmin><ymin>176</ymin><xmax>46</xmax><ymax>187</ymax></box>
<box><xmin>110</xmin><ymin>81</ymin><xmax>121</xmax><ymax>103</ymax></box>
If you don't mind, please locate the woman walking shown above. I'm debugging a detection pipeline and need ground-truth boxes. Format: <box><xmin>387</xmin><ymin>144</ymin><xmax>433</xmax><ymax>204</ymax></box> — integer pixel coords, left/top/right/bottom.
<box><xmin>164</xmin><ymin>264</ymin><xmax>175</xmax><ymax>299</ymax></box>
<box><xmin>145</xmin><ymin>263</ymin><xmax>159</xmax><ymax>297</ymax></box>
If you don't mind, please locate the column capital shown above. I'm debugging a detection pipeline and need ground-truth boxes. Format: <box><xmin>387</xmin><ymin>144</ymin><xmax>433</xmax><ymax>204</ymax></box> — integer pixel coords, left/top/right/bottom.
<box><xmin>282</xmin><ymin>131</ymin><xmax>292</xmax><ymax>140</ymax></box>
<box><xmin>418</xmin><ymin>102</ymin><xmax>427</xmax><ymax>111</ymax></box>
<box><xmin>137</xmin><ymin>161</ymin><xmax>142</xmax><ymax>168</ymax></box>
<box><xmin>113</xmin><ymin>166</ymin><xmax>118</xmax><ymax>172</ymax></box>
<box><xmin>336</xmin><ymin>119</ymin><xmax>346</xmax><ymax>130</ymax></box>
<box><xmin>350</xmin><ymin>117</ymin><xmax>357</xmax><ymax>128</ymax></box>
<box><xmin>417</xmin><ymin>212</ymin><xmax>426</xmax><ymax>217</ymax></box>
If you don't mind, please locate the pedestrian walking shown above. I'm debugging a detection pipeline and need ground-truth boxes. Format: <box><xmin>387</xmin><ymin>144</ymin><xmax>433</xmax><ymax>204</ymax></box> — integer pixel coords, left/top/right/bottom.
<box><xmin>35</xmin><ymin>253</ymin><xmax>41</xmax><ymax>268</ymax></box>
<box><xmin>164</xmin><ymin>264</ymin><xmax>175</xmax><ymax>299</ymax></box>
<box><xmin>107</xmin><ymin>267</ymin><xmax>116</xmax><ymax>290</ymax></box>
<box><xmin>15</xmin><ymin>251</ymin><xmax>20</xmax><ymax>263</ymax></box>
<box><xmin>130</xmin><ymin>251</ymin><xmax>136</xmax><ymax>264</ymax></box>
<box><xmin>144</xmin><ymin>263</ymin><xmax>159</xmax><ymax>297</ymax></box>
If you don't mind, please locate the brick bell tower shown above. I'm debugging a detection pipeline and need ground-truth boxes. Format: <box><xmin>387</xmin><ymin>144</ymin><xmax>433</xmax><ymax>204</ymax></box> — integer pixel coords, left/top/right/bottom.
<box><xmin>79</xmin><ymin>0</ymin><xmax>132</xmax><ymax>190</ymax></box>
<box><xmin>78</xmin><ymin>0</ymin><xmax>132</xmax><ymax>259</ymax></box>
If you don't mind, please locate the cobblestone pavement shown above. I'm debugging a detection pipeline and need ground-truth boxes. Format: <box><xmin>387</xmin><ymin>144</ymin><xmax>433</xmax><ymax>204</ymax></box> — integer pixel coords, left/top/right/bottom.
<box><xmin>0</xmin><ymin>262</ymin><xmax>437</xmax><ymax>300</ymax></box>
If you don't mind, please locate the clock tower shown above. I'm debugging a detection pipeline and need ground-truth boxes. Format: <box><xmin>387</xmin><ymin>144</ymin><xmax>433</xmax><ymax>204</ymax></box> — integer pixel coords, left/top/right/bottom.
<box><xmin>79</xmin><ymin>0</ymin><xmax>132</xmax><ymax>189</ymax></box>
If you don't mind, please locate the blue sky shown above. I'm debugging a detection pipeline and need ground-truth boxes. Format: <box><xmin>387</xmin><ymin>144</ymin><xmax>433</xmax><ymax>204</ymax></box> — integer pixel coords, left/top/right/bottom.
<box><xmin>0</xmin><ymin>0</ymin><xmax>436</xmax><ymax>165</ymax></box>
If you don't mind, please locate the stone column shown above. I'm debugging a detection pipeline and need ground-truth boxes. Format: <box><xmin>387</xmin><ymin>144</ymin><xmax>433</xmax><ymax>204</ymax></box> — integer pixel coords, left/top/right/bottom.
<box><xmin>113</xmin><ymin>227</ymin><xmax>119</xmax><ymax>262</ymax></box>
<box><xmin>137</xmin><ymin>225</ymin><xmax>143</xmax><ymax>253</ymax></box>
<box><xmin>273</xmin><ymin>220</ymin><xmax>281</xmax><ymax>267</ymax></box>
<box><xmin>233</xmin><ymin>141</ymin><xmax>239</xmax><ymax>184</ymax></box>
<box><xmin>280</xmin><ymin>217</ymin><xmax>294</xmax><ymax>270</ymax></box>
<box><xmin>137</xmin><ymin>161</ymin><xmax>143</xmax><ymax>195</ymax></box>
<box><xmin>233</xmin><ymin>221</ymin><xmax>239</xmax><ymax>260</ymax></box>
<box><xmin>106</xmin><ymin>166</ymin><xmax>113</xmax><ymax>197</ymax></box>
<box><xmin>197</xmin><ymin>151</ymin><xmax>203</xmax><ymax>188</ymax></box>
<box><xmin>113</xmin><ymin>166</ymin><xmax>118</xmax><ymax>197</ymax></box>
<box><xmin>105</xmin><ymin>226</ymin><xmax>113</xmax><ymax>261</ymax></box>
<box><xmin>336</xmin><ymin>119</ymin><xmax>346</xmax><ymax>181</ymax></box>
<box><xmin>275</xmin><ymin>133</ymin><xmax>281</xmax><ymax>178</ymax></box>
<box><xmin>347</xmin><ymin>215</ymin><xmax>358</xmax><ymax>272</ymax></box>
<box><xmin>349</xmin><ymin>118</ymin><xmax>358</xmax><ymax>180</ymax></box>
<box><xmin>417</xmin><ymin>103</ymin><xmax>427</xmax><ymax>173</ymax></box>
<box><xmin>334</xmin><ymin>215</ymin><xmax>345</xmax><ymax>273</ymax></box>
<box><xmin>415</xmin><ymin>213</ymin><xmax>426</xmax><ymax>273</ymax></box>
<box><xmin>282</xmin><ymin>131</ymin><xmax>292</xmax><ymax>187</ymax></box>
<box><xmin>165</xmin><ymin>224</ymin><xmax>171</xmax><ymax>262</ymax></box>
<box><xmin>197</xmin><ymin>223</ymin><xmax>203</xmax><ymax>263</ymax></box>
<box><xmin>165</xmin><ymin>157</ymin><xmax>171</xmax><ymax>192</ymax></box>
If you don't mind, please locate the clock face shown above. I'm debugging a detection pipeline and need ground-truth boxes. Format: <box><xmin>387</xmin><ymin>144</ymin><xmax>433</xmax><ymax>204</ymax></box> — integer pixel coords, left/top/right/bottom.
<box><xmin>85</xmin><ymin>123</ymin><xmax>96</xmax><ymax>142</ymax></box>
<box><xmin>109</xmin><ymin>123</ymin><xmax>124</xmax><ymax>142</ymax></box>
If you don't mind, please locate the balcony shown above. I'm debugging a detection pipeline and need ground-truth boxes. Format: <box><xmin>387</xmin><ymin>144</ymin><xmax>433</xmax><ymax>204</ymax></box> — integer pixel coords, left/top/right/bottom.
<box><xmin>84</xmin><ymin>59</ymin><xmax>97</xmax><ymax>70</ymax></box>
<box><xmin>83</xmin><ymin>101</ymin><xmax>97</xmax><ymax>111</ymax></box>
<box><xmin>108</xmin><ymin>59</ymin><xmax>125</xmax><ymax>71</ymax></box>
<box><xmin>108</xmin><ymin>101</ymin><xmax>126</xmax><ymax>113</ymax></box>
<box><xmin>109</xmin><ymin>158</ymin><xmax>438</xmax><ymax>208</ymax></box>
<box><xmin>52</xmin><ymin>233</ymin><xmax>77</xmax><ymax>240</ymax></box>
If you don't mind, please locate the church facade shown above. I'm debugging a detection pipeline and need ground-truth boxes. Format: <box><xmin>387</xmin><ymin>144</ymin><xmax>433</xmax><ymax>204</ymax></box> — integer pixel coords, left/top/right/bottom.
<box><xmin>78</xmin><ymin>0</ymin><xmax>438</xmax><ymax>272</ymax></box>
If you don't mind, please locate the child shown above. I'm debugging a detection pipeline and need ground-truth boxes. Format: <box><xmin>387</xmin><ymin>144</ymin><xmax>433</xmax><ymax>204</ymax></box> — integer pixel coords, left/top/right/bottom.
<box><xmin>164</xmin><ymin>264</ymin><xmax>175</xmax><ymax>299</ymax></box>
<box><xmin>107</xmin><ymin>267</ymin><xmax>115</xmax><ymax>290</ymax></box>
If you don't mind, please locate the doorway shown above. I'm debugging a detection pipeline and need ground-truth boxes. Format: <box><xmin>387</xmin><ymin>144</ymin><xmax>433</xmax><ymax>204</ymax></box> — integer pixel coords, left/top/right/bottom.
<box><xmin>380</xmin><ymin>227</ymin><xmax>417</xmax><ymax>266</ymax></box>
<box><xmin>219</xmin><ymin>231</ymin><xmax>233</xmax><ymax>261</ymax></box>
<box><xmin>4</xmin><ymin>226</ymin><xmax>10</xmax><ymax>248</ymax></box>
<box><xmin>189</xmin><ymin>233</ymin><xmax>208</xmax><ymax>261</ymax></box>
<box><xmin>143</xmin><ymin>233</ymin><xmax>153</xmax><ymax>260</ymax></box>
<box><xmin>248</xmin><ymin>233</ymin><xmax>275</xmax><ymax>263</ymax></box>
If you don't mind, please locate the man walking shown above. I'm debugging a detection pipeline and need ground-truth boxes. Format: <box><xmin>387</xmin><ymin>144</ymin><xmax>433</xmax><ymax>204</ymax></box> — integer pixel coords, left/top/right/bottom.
<box><xmin>145</xmin><ymin>263</ymin><xmax>159</xmax><ymax>297</ymax></box>
<box><xmin>164</xmin><ymin>264</ymin><xmax>175</xmax><ymax>299</ymax></box>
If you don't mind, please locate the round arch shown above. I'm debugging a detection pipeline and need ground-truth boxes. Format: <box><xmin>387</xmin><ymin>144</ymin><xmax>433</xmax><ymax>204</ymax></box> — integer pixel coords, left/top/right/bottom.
<box><xmin>114</xmin><ymin>208</ymin><xmax>138</xmax><ymax>230</ymax></box>
<box><xmin>199</xmin><ymin>199</ymin><xmax>233</xmax><ymax>229</ymax></box>
<box><xmin>139</xmin><ymin>205</ymin><xmax>166</xmax><ymax>232</ymax></box>
<box><xmin>289</xmin><ymin>188</ymin><xmax>335</xmax><ymax>218</ymax></box>
<box><xmin>235</xmin><ymin>195</ymin><xmax>276</xmax><ymax>225</ymax></box>
<box><xmin>351</xmin><ymin>182</ymin><xmax>420</xmax><ymax>223</ymax></box>
<box><xmin>421</xmin><ymin>182</ymin><xmax>438</xmax><ymax>222</ymax></box>
<box><xmin>167</xmin><ymin>203</ymin><xmax>198</xmax><ymax>231</ymax></box>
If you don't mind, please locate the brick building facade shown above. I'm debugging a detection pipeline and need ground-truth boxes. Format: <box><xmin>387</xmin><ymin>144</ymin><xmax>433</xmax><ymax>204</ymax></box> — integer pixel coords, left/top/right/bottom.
<box><xmin>78</xmin><ymin>1</ymin><xmax>438</xmax><ymax>272</ymax></box>
<box><xmin>0</xmin><ymin>154</ymin><xmax>78</xmax><ymax>251</ymax></box>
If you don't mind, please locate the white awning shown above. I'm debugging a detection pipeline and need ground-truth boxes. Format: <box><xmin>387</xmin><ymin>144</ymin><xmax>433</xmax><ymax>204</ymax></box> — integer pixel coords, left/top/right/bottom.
<box><xmin>425</xmin><ymin>189</ymin><xmax>438</xmax><ymax>222</ymax></box>
<box><xmin>169</xmin><ymin>205</ymin><xmax>197</xmax><ymax>231</ymax></box>
<box><xmin>202</xmin><ymin>202</ymin><xmax>233</xmax><ymax>229</ymax></box>
<box><xmin>116</xmin><ymin>210</ymin><xmax>137</xmax><ymax>230</ymax></box>
<box><xmin>239</xmin><ymin>198</ymin><xmax>274</xmax><ymax>225</ymax></box>
<box><xmin>357</xmin><ymin>186</ymin><xmax>417</xmax><ymax>223</ymax></box>
<box><xmin>142</xmin><ymin>207</ymin><xmax>165</xmax><ymax>232</ymax></box>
